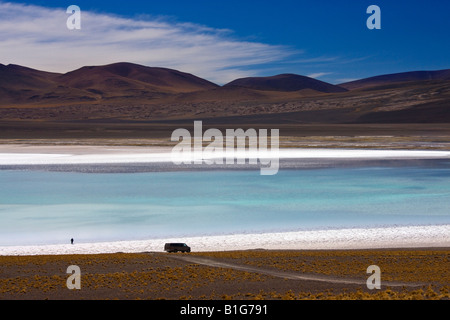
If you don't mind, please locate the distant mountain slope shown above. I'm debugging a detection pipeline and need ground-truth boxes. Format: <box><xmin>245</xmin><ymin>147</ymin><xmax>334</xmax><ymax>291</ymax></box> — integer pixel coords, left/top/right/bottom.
<box><xmin>0</xmin><ymin>64</ymin><xmax>60</xmax><ymax>93</ymax></box>
<box><xmin>1</xmin><ymin>63</ymin><xmax>449</xmax><ymax>124</ymax></box>
<box><xmin>58</xmin><ymin>62</ymin><xmax>219</xmax><ymax>94</ymax></box>
<box><xmin>0</xmin><ymin>62</ymin><xmax>220</xmax><ymax>105</ymax></box>
<box><xmin>0</xmin><ymin>64</ymin><xmax>60</xmax><ymax>85</ymax></box>
<box><xmin>340</xmin><ymin>69</ymin><xmax>450</xmax><ymax>90</ymax></box>
<box><xmin>224</xmin><ymin>74</ymin><xmax>348</xmax><ymax>93</ymax></box>
<box><xmin>0</xmin><ymin>64</ymin><xmax>67</xmax><ymax>104</ymax></box>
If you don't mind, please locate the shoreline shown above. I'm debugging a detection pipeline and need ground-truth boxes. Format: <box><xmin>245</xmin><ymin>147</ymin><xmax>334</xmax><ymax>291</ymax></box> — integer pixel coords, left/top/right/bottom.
<box><xmin>1</xmin><ymin>224</ymin><xmax>449</xmax><ymax>256</ymax></box>
<box><xmin>0</xmin><ymin>144</ymin><xmax>449</xmax><ymax>166</ymax></box>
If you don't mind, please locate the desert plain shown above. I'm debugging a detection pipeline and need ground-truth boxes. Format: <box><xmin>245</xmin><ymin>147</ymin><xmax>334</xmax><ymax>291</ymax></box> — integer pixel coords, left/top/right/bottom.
<box><xmin>0</xmin><ymin>248</ymin><xmax>448</xmax><ymax>300</ymax></box>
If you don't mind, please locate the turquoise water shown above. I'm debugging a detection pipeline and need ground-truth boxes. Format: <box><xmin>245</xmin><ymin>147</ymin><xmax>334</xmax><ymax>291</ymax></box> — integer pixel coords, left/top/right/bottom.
<box><xmin>0</xmin><ymin>163</ymin><xmax>449</xmax><ymax>246</ymax></box>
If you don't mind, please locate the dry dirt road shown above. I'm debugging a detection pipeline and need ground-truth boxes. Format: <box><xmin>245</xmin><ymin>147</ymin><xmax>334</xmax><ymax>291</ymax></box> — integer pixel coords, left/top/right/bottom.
<box><xmin>165</xmin><ymin>254</ymin><xmax>424</xmax><ymax>288</ymax></box>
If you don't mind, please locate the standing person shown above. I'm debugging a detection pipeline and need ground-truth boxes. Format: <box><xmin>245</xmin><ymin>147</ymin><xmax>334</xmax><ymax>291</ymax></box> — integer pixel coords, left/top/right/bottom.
<box><xmin>71</xmin><ymin>238</ymin><xmax>74</xmax><ymax>245</ymax></box>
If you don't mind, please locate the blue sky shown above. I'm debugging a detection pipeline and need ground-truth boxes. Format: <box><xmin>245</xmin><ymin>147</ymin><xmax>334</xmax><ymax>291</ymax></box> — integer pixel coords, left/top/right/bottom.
<box><xmin>1</xmin><ymin>0</ymin><xmax>449</xmax><ymax>84</ymax></box>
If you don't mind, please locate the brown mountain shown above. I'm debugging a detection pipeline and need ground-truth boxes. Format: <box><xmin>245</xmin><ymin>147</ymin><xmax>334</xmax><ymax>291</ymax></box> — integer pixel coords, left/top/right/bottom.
<box><xmin>1</xmin><ymin>63</ymin><xmax>449</xmax><ymax>124</ymax></box>
<box><xmin>0</xmin><ymin>64</ymin><xmax>62</xmax><ymax>103</ymax></box>
<box><xmin>340</xmin><ymin>69</ymin><xmax>450</xmax><ymax>90</ymax></box>
<box><xmin>57</xmin><ymin>62</ymin><xmax>219</xmax><ymax>95</ymax></box>
<box><xmin>0</xmin><ymin>64</ymin><xmax>60</xmax><ymax>85</ymax></box>
<box><xmin>224</xmin><ymin>74</ymin><xmax>348</xmax><ymax>93</ymax></box>
<box><xmin>0</xmin><ymin>62</ymin><xmax>220</xmax><ymax>105</ymax></box>
<box><xmin>0</xmin><ymin>63</ymin><xmax>348</xmax><ymax>108</ymax></box>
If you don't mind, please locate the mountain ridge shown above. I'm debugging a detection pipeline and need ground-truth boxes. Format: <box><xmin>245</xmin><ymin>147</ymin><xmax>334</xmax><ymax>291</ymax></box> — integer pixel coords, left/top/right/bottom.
<box><xmin>1</xmin><ymin>62</ymin><xmax>449</xmax><ymax>124</ymax></box>
<box><xmin>2</xmin><ymin>62</ymin><xmax>449</xmax><ymax>105</ymax></box>
<box><xmin>224</xmin><ymin>73</ymin><xmax>348</xmax><ymax>93</ymax></box>
<box><xmin>340</xmin><ymin>69</ymin><xmax>450</xmax><ymax>90</ymax></box>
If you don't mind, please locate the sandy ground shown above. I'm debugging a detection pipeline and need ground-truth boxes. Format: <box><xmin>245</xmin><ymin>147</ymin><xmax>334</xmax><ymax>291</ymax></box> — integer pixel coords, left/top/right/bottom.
<box><xmin>0</xmin><ymin>144</ymin><xmax>174</xmax><ymax>155</ymax></box>
<box><xmin>0</xmin><ymin>249</ymin><xmax>448</xmax><ymax>300</ymax></box>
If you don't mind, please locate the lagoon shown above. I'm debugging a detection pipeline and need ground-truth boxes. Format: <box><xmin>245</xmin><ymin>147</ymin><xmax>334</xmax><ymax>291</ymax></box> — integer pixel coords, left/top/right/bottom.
<box><xmin>0</xmin><ymin>160</ymin><xmax>449</xmax><ymax>247</ymax></box>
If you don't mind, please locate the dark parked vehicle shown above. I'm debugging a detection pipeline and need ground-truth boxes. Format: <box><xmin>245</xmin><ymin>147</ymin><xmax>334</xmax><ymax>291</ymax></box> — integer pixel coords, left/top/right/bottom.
<box><xmin>164</xmin><ymin>243</ymin><xmax>191</xmax><ymax>253</ymax></box>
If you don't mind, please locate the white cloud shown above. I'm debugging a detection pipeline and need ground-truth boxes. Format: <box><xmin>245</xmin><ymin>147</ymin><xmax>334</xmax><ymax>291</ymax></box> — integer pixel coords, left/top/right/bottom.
<box><xmin>307</xmin><ymin>72</ymin><xmax>333</xmax><ymax>79</ymax></box>
<box><xmin>0</xmin><ymin>2</ymin><xmax>296</xmax><ymax>84</ymax></box>
<box><xmin>290</xmin><ymin>56</ymin><xmax>338</xmax><ymax>64</ymax></box>
<box><xmin>336</xmin><ymin>78</ymin><xmax>359</xmax><ymax>84</ymax></box>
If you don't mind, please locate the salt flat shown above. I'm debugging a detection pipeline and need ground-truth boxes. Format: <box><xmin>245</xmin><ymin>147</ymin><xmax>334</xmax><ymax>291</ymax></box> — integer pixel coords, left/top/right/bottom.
<box><xmin>1</xmin><ymin>225</ymin><xmax>449</xmax><ymax>256</ymax></box>
<box><xmin>0</xmin><ymin>145</ymin><xmax>449</xmax><ymax>165</ymax></box>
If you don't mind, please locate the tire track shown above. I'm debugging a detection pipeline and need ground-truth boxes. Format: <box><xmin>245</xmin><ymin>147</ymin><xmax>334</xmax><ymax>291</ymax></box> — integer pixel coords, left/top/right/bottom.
<box><xmin>166</xmin><ymin>254</ymin><xmax>424</xmax><ymax>288</ymax></box>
